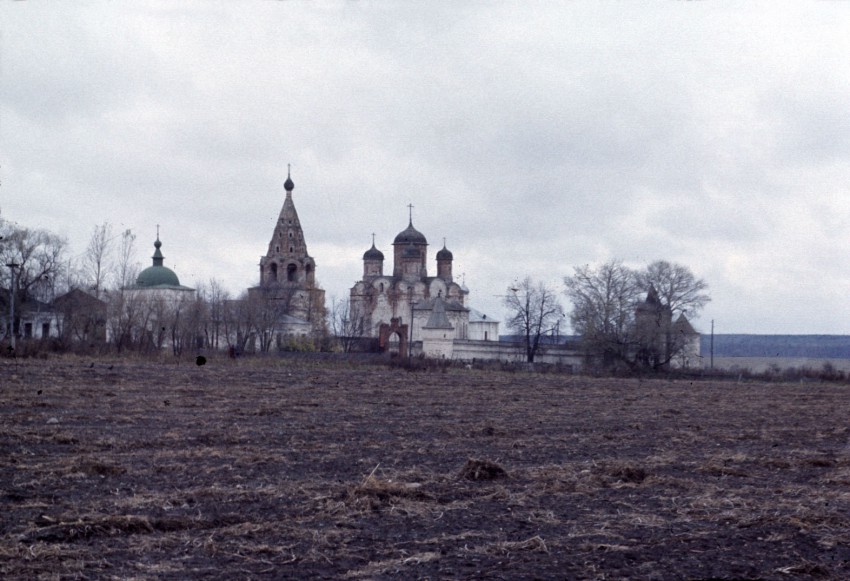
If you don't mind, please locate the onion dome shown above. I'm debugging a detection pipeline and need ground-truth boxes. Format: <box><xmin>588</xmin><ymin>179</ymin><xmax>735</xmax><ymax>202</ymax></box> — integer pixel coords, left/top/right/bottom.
<box><xmin>436</xmin><ymin>242</ymin><xmax>453</xmax><ymax>261</ymax></box>
<box><xmin>284</xmin><ymin>165</ymin><xmax>294</xmax><ymax>192</ymax></box>
<box><xmin>393</xmin><ymin>220</ymin><xmax>427</xmax><ymax>245</ymax></box>
<box><xmin>135</xmin><ymin>238</ymin><xmax>181</xmax><ymax>287</ymax></box>
<box><xmin>363</xmin><ymin>243</ymin><xmax>384</xmax><ymax>261</ymax></box>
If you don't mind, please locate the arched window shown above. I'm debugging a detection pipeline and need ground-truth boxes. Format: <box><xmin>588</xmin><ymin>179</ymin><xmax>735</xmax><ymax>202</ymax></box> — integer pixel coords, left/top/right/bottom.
<box><xmin>387</xmin><ymin>332</ymin><xmax>401</xmax><ymax>355</ymax></box>
<box><xmin>270</xmin><ymin>263</ymin><xmax>278</xmax><ymax>282</ymax></box>
<box><xmin>287</xmin><ymin>263</ymin><xmax>297</xmax><ymax>282</ymax></box>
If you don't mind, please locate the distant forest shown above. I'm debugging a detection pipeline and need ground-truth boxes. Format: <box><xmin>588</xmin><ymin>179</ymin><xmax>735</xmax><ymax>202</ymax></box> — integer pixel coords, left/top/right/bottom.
<box><xmin>501</xmin><ymin>334</ymin><xmax>850</xmax><ymax>359</ymax></box>
<box><xmin>702</xmin><ymin>335</ymin><xmax>850</xmax><ymax>359</ymax></box>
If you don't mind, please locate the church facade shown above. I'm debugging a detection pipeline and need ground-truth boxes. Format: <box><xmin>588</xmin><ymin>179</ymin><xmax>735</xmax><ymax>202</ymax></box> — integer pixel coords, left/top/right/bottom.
<box><xmin>349</xmin><ymin>214</ymin><xmax>497</xmax><ymax>358</ymax></box>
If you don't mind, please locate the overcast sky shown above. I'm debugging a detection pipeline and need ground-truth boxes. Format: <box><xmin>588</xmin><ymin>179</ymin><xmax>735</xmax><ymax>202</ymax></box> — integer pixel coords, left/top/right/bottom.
<box><xmin>3</xmin><ymin>2</ymin><xmax>850</xmax><ymax>334</ymax></box>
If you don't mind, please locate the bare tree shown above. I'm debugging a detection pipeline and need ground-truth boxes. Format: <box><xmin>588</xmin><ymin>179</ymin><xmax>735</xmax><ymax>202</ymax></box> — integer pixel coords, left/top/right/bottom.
<box><xmin>250</xmin><ymin>288</ymin><xmax>292</xmax><ymax>353</ymax></box>
<box><xmin>223</xmin><ymin>291</ymin><xmax>257</xmax><ymax>354</ymax></box>
<box><xmin>566</xmin><ymin>259</ymin><xmax>710</xmax><ymax>371</ymax></box>
<box><xmin>116</xmin><ymin>229</ymin><xmax>139</xmax><ymax>291</ymax></box>
<box><xmin>503</xmin><ymin>277</ymin><xmax>565</xmax><ymax>363</ymax></box>
<box><xmin>107</xmin><ymin>290</ymin><xmax>144</xmax><ymax>353</ymax></box>
<box><xmin>0</xmin><ymin>219</ymin><xmax>67</xmax><ymax>303</ymax></box>
<box><xmin>637</xmin><ymin>260</ymin><xmax>710</xmax><ymax>318</ymax></box>
<box><xmin>564</xmin><ymin>260</ymin><xmax>640</xmax><ymax>369</ymax></box>
<box><xmin>170</xmin><ymin>292</ymin><xmax>203</xmax><ymax>356</ymax></box>
<box><xmin>328</xmin><ymin>295</ymin><xmax>366</xmax><ymax>353</ymax></box>
<box><xmin>83</xmin><ymin>222</ymin><xmax>114</xmax><ymax>299</ymax></box>
<box><xmin>203</xmin><ymin>278</ymin><xmax>230</xmax><ymax>350</ymax></box>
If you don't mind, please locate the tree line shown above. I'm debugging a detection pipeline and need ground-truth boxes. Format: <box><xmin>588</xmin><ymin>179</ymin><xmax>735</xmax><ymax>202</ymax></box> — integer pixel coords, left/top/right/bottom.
<box><xmin>0</xmin><ymin>216</ymin><xmax>329</xmax><ymax>355</ymax></box>
<box><xmin>504</xmin><ymin>260</ymin><xmax>710</xmax><ymax>369</ymax></box>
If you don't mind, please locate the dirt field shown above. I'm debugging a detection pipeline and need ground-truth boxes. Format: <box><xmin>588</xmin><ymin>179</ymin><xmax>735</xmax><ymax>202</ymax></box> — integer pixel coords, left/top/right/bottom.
<box><xmin>2</xmin><ymin>357</ymin><xmax>849</xmax><ymax>580</ymax></box>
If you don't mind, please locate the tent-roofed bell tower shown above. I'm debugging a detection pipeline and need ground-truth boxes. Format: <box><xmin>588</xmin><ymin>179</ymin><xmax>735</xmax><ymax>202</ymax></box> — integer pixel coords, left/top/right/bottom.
<box><xmin>251</xmin><ymin>166</ymin><xmax>325</xmax><ymax>328</ymax></box>
<box><xmin>259</xmin><ymin>165</ymin><xmax>315</xmax><ymax>287</ymax></box>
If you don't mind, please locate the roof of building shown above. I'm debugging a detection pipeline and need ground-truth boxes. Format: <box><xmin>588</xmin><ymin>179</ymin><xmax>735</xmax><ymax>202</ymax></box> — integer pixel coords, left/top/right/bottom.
<box><xmin>468</xmin><ymin>307</ymin><xmax>499</xmax><ymax>324</ymax></box>
<box><xmin>423</xmin><ymin>297</ymin><xmax>454</xmax><ymax>329</ymax></box>
<box><xmin>133</xmin><ymin>237</ymin><xmax>193</xmax><ymax>290</ymax></box>
<box><xmin>393</xmin><ymin>220</ymin><xmax>427</xmax><ymax>246</ymax></box>
<box><xmin>672</xmin><ymin>313</ymin><xmax>698</xmax><ymax>335</ymax></box>
<box><xmin>636</xmin><ymin>285</ymin><xmax>671</xmax><ymax>314</ymax></box>
<box><xmin>284</xmin><ymin>164</ymin><xmax>294</xmax><ymax>192</ymax></box>
<box><xmin>0</xmin><ymin>290</ymin><xmax>53</xmax><ymax>314</ymax></box>
<box><xmin>363</xmin><ymin>242</ymin><xmax>385</xmax><ymax>261</ymax></box>
<box><xmin>644</xmin><ymin>285</ymin><xmax>661</xmax><ymax>305</ymax></box>
<box><xmin>53</xmin><ymin>288</ymin><xmax>107</xmax><ymax>310</ymax></box>
<box><xmin>436</xmin><ymin>242</ymin><xmax>453</xmax><ymax>261</ymax></box>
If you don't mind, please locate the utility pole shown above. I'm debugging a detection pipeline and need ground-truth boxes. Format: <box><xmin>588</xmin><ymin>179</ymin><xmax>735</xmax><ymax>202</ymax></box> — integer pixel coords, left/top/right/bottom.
<box><xmin>6</xmin><ymin>262</ymin><xmax>19</xmax><ymax>351</ymax></box>
<box><xmin>408</xmin><ymin>288</ymin><xmax>415</xmax><ymax>361</ymax></box>
<box><xmin>710</xmin><ymin>319</ymin><xmax>714</xmax><ymax>370</ymax></box>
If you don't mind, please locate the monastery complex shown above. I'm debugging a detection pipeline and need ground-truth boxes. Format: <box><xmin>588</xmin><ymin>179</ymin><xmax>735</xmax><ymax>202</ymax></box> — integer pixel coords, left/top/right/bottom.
<box><xmin>2</xmin><ymin>168</ymin><xmax>700</xmax><ymax>368</ymax></box>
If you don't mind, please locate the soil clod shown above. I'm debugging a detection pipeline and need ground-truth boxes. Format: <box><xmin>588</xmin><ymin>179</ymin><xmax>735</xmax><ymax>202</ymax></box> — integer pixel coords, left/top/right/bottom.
<box><xmin>458</xmin><ymin>458</ymin><xmax>508</xmax><ymax>481</ymax></box>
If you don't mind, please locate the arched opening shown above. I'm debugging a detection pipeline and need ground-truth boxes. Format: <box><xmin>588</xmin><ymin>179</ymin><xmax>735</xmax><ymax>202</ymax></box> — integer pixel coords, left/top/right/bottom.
<box><xmin>387</xmin><ymin>332</ymin><xmax>401</xmax><ymax>356</ymax></box>
<box><xmin>305</xmin><ymin>263</ymin><xmax>314</xmax><ymax>284</ymax></box>
<box><xmin>287</xmin><ymin>263</ymin><xmax>297</xmax><ymax>282</ymax></box>
<box><xmin>269</xmin><ymin>263</ymin><xmax>278</xmax><ymax>283</ymax></box>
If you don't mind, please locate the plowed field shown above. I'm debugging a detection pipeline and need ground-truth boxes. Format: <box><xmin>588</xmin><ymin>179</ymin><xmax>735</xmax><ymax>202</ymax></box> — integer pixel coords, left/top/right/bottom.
<box><xmin>2</xmin><ymin>357</ymin><xmax>849</xmax><ymax>579</ymax></box>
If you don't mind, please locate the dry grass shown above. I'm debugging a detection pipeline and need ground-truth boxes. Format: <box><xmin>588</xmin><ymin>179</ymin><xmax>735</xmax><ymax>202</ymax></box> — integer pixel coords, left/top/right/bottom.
<box><xmin>2</xmin><ymin>356</ymin><xmax>850</xmax><ymax>579</ymax></box>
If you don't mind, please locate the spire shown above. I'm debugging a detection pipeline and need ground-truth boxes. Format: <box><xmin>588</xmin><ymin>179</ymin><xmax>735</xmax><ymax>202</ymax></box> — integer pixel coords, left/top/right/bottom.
<box><xmin>266</xmin><ymin>170</ymin><xmax>309</xmax><ymax>260</ymax></box>
<box><xmin>645</xmin><ymin>285</ymin><xmax>660</xmax><ymax>305</ymax></box>
<box><xmin>152</xmin><ymin>229</ymin><xmax>164</xmax><ymax>267</ymax></box>
<box><xmin>284</xmin><ymin>164</ymin><xmax>294</xmax><ymax>193</ymax></box>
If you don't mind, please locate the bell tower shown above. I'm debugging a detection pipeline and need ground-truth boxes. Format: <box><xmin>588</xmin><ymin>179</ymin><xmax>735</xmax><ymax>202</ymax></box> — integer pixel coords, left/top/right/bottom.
<box><xmin>250</xmin><ymin>166</ymin><xmax>325</xmax><ymax>327</ymax></box>
<box><xmin>259</xmin><ymin>165</ymin><xmax>316</xmax><ymax>287</ymax></box>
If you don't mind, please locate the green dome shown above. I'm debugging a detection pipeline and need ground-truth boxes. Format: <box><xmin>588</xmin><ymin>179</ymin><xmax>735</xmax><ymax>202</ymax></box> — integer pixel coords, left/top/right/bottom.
<box><xmin>134</xmin><ymin>237</ymin><xmax>181</xmax><ymax>287</ymax></box>
<box><xmin>135</xmin><ymin>265</ymin><xmax>181</xmax><ymax>287</ymax></box>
